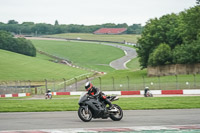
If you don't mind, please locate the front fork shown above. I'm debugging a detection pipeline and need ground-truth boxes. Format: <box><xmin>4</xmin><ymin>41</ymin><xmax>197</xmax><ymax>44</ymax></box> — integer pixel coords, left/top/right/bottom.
<box><xmin>81</xmin><ymin>105</ymin><xmax>89</xmax><ymax>114</ymax></box>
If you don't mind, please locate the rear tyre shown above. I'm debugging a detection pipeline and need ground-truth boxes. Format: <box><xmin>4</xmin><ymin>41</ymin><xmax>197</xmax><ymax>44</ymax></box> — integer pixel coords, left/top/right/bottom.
<box><xmin>78</xmin><ymin>107</ymin><xmax>92</xmax><ymax>122</ymax></box>
<box><xmin>110</xmin><ymin>104</ymin><xmax>123</xmax><ymax>121</ymax></box>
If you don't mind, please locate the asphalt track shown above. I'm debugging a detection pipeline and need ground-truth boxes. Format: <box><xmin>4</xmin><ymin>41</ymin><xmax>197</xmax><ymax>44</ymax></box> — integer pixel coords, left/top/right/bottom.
<box><xmin>0</xmin><ymin>109</ymin><xmax>200</xmax><ymax>131</ymax></box>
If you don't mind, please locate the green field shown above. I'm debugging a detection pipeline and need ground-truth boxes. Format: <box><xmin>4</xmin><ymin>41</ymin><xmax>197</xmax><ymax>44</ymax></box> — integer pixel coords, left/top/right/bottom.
<box><xmin>0</xmin><ymin>96</ymin><xmax>200</xmax><ymax>112</ymax></box>
<box><xmin>126</xmin><ymin>57</ymin><xmax>140</xmax><ymax>71</ymax></box>
<box><xmin>0</xmin><ymin>49</ymin><xmax>89</xmax><ymax>81</ymax></box>
<box><xmin>44</xmin><ymin>33</ymin><xmax>140</xmax><ymax>44</ymax></box>
<box><xmin>31</xmin><ymin>39</ymin><xmax>125</xmax><ymax>72</ymax></box>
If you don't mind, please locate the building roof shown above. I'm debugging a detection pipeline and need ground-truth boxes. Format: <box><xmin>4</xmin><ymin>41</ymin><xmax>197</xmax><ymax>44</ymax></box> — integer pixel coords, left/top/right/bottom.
<box><xmin>93</xmin><ymin>28</ymin><xmax>127</xmax><ymax>34</ymax></box>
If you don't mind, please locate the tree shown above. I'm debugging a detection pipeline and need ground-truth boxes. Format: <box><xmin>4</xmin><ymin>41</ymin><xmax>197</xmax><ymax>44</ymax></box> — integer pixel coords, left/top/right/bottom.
<box><xmin>136</xmin><ymin>13</ymin><xmax>181</xmax><ymax>68</ymax></box>
<box><xmin>116</xmin><ymin>23</ymin><xmax>128</xmax><ymax>28</ymax></box>
<box><xmin>32</xmin><ymin>23</ymin><xmax>53</xmax><ymax>35</ymax></box>
<box><xmin>7</xmin><ymin>20</ymin><xmax>18</xmax><ymax>24</ymax></box>
<box><xmin>54</xmin><ymin>20</ymin><xmax>59</xmax><ymax>26</ymax></box>
<box><xmin>148</xmin><ymin>43</ymin><xmax>172</xmax><ymax>66</ymax></box>
<box><xmin>127</xmin><ymin>24</ymin><xmax>143</xmax><ymax>34</ymax></box>
<box><xmin>0</xmin><ymin>30</ymin><xmax>36</xmax><ymax>57</ymax></box>
<box><xmin>178</xmin><ymin>6</ymin><xmax>200</xmax><ymax>43</ymax></box>
<box><xmin>173</xmin><ymin>38</ymin><xmax>200</xmax><ymax>64</ymax></box>
<box><xmin>197</xmin><ymin>0</ymin><xmax>200</xmax><ymax>5</ymax></box>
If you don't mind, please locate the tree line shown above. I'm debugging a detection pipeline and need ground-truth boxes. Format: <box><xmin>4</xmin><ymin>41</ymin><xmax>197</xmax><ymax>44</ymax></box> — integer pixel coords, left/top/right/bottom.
<box><xmin>136</xmin><ymin>5</ymin><xmax>200</xmax><ymax>69</ymax></box>
<box><xmin>0</xmin><ymin>21</ymin><xmax>143</xmax><ymax>35</ymax></box>
<box><xmin>0</xmin><ymin>30</ymin><xmax>36</xmax><ymax>57</ymax></box>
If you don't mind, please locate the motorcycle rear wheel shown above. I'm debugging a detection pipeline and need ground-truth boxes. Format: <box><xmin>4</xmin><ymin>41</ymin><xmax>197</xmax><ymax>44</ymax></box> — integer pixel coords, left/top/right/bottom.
<box><xmin>110</xmin><ymin>104</ymin><xmax>123</xmax><ymax>121</ymax></box>
<box><xmin>78</xmin><ymin>107</ymin><xmax>92</xmax><ymax>122</ymax></box>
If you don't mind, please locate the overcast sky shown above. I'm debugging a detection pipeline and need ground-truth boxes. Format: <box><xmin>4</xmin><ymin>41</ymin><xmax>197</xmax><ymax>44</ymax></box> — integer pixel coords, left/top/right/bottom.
<box><xmin>0</xmin><ymin>0</ymin><xmax>196</xmax><ymax>26</ymax></box>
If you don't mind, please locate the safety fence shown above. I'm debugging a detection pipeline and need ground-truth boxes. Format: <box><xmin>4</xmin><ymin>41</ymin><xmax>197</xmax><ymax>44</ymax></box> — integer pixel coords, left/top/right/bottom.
<box><xmin>0</xmin><ymin>73</ymin><xmax>91</xmax><ymax>95</ymax></box>
<box><xmin>1</xmin><ymin>74</ymin><xmax>200</xmax><ymax>95</ymax></box>
<box><xmin>81</xmin><ymin>74</ymin><xmax>200</xmax><ymax>91</ymax></box>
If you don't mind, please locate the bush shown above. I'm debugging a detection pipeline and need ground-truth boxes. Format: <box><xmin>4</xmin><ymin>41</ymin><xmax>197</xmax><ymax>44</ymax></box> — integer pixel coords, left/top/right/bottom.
<box><xmin>173</xmin><ymin>38</ymin><xmax>200</xmax><ymax>64</ymax></box>
<box><xmin>148</xmin><ymin>43</ymin><xmax>172</xmax><ymax>66</ymax></box>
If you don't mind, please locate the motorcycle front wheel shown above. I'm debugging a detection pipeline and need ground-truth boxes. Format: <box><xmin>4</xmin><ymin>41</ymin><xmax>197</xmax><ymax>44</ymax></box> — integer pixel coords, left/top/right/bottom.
<box><xmin>78</xmin><ymin>107</ymin><xmax>92</xmax><ymax>122</ymax></box>
<box><xmin>110</xmin><ymin>104</ymin><xmax>123</xmax><ymax>121</ymax></box>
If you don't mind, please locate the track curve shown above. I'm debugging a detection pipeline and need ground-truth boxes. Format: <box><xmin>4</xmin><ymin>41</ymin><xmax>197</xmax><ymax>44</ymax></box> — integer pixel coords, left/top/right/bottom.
<box><xmin>26</xmin><ymin>37</ymin><xmax>137</xmax><ymax>70</ymax></box>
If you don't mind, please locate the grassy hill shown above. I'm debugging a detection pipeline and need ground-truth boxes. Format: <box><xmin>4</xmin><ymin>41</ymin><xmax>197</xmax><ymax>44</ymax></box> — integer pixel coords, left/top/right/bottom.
<box><xmin>31</xmin><ymin>39</ymin><xmax>125</xmax><ymax>72</ymax></box>
<box><xmin>0</xmin><ymin>49</ymin><xmax>90</xmax><ymax>81</ymax></box>
<box><xmin>44</xmin><ymin>33</ymin><xmax>140</xmax><ymax>44</ymax></box>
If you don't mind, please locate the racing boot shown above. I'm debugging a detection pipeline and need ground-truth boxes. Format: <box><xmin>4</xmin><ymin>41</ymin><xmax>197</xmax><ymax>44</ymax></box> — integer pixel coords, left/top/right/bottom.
<box><xmin>105</xmin><ymin>98</ymin><xmax>114</xmax><ymax>110</ymax></box>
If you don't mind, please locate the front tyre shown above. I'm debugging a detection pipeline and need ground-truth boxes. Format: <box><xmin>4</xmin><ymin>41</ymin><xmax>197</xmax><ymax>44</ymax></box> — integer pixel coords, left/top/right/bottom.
<box><xmin>78</xmin><ymin>107</ymin><xmax>92</xmax><ymax>122</ymax></box>
<box><xmin>110</xmin><ymin>104</ymin><xmax>123</xmax><ymax>121</ymax></box>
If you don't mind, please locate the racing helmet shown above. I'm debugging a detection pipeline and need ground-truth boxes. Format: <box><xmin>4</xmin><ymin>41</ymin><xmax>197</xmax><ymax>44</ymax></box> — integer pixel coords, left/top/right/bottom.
<box><xmin>85</xmin><ymin>82</ymin><xmax>93</xmax><ymax>91</ymax></box>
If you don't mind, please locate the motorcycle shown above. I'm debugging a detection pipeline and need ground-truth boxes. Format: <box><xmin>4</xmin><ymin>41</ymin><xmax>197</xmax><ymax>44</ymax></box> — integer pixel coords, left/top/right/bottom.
<box><xmin>144</xmin><ymin>89</ymin><xmax>153</xmax><ymax>97</ymax></box>
<box><xmin>78</xmin><ymin>93</ymin><xmax>123</xmax><ymax>122</ymax></box>
<box><xmin>45</xmin><ymin>93</ymin><xmax>52</xmax><ymax>99</ymax></box>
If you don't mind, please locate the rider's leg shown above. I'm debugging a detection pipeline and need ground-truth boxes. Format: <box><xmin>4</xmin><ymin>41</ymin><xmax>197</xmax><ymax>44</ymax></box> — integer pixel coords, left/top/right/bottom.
<box><xmin>101</xmin><ymin>93</ymin><xmax>113</xmax><ymax>110</ymax></box>
<box><xmin>105</xmin><ymin>98</ymin><xmax>113</xmax><ymax>109</ymax></box>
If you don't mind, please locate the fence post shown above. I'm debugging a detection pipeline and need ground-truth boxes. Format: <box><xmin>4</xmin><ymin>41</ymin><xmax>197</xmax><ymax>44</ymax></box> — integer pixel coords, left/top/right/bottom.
<box><xmin>15</xmin><ymin>80</ymin><xmax>17</xmax><ymax>93</ymax></box>
<box><xmin>53</xmin><ymin>79</ymin><xmax>56</xmax><ymax>92</ymax></box>
<box><xmin>74</xmin><ymin>78</ymin><xmax>77</xmax><ymax>91</ymax></box>
<box><xmin>24</xmin><ymin>80</ymin><xmax>27</xmax><ymax>93</ymax></box>
<box><xmin>19</xmin><ymin>81</ymin><xmax>21</xmax><ymax>92</ymax></box>
<box><xmin>175</xmin><ymin>75</ymin><xmax>178</xmax><ymax>90</ymax></box>
<box><xmin>112</xmin><ymin>77</ymin><xmax>115</xmax><ymax>90</ymax></box>
<box><xmin>28</xmin><ymin>80</ymin><xmax>31</xmax><ymax>93</ymax></box>
<box><xmin>127</xmin><ymin>76</ymin><xmax>129</xmax><ymax>90</ymax></box>
<box><xmin>158</xmin><ymin>76</ymin><xmax>161</xmax><ymax>90</ymax></box>
<box><xmin>99</xmin><ymin>77</ymin><xmax>101</xmax><ymax>89</ymax></box>
<box><xmin>45</xmin><ymin>79</ymin><xmax>47</xmax><ymax>93</ymax></box>
<box><xmin>5</xmin><ymin>82</ymin><xmax>8</xmax><ymax>94</ymax></box>
<box><xmin>142</xmin><ymin>76</ymin><xmax>145</xmax><ymax>89</ymax></box>
<box><xmin>63</xmin><ymin>78</ymin><xmax>66</xmax><ymax>92</ymax></box>
<box><xmin>193</xmin><ymin>74</ymin><xmax>196</xmax><ymax>88</ymax></box>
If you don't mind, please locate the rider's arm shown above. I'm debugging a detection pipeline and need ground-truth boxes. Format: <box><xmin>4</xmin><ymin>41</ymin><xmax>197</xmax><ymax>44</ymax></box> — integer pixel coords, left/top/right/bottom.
<box><xmin>93</xmin><ymin>88</ymin><xmax>100</xmax><ymax>97</ymax></box>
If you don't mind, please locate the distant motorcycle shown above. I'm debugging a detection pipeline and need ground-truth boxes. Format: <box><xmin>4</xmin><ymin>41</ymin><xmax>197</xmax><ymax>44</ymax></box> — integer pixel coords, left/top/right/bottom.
<box><xmin>45</xmin><ymin>93</ymin><xmax>52</xmax><ymax>99</ymax></box>
<box><xmin>78</xmin><ymin>93</ymin><xmax>123</xmax><ymax>122</ymax></box>
<box><xmin>144</xmin><ymin>89</ymin><xmax>153</xmax><ymax>97</ymax></box>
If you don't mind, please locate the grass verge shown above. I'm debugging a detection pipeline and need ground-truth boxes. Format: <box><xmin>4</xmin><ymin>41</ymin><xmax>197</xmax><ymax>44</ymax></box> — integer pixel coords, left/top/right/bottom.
<box><xmin>0</xmin><ymin>49</ymin><xmax>89</xmax><ymax>81</ymax></box>
<box><xmin>31</xmin><ymin>39</ymin><xmax>124</xmax><ymax>72</ymax></box>
<box><xmin>0</xmin><ymin>96</ymin><xmax>200</xmax><ymax>112</ymax></box>
<box><xmin>44</xmin><ymin>33</ymin><xmax>140</xmax><ymax>44</ymax></box>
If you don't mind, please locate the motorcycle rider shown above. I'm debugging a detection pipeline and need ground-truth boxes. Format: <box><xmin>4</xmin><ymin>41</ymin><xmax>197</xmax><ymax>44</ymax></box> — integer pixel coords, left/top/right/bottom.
<box><xmin>85</xmin><ymin>82</ymin><xmax>113</xmax><ymax>110</ymax></box>
<box><xmin>144</xmin><ymin>86</ymin><xmax>151</xmax><ymax>97</ymax></box>
<box><xmin>46</xmin><ymin>89</ymin><xmax>51</xmax><ymax>97</ymax></box>
<box><xmin>46</xmin><ymin>89</ymin><xmax>51</xmax><ymax>94</ymax></box>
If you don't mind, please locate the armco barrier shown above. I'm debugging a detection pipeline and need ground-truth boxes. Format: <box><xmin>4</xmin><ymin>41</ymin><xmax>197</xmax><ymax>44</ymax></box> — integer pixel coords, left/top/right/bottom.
<box><xmin>52</xmin><ymin>89</ymin><xmax>200</xmax><ymax>96</ymax></box>
<box><xmin>162</xmin><ymin>90</ymin><xmax>183</xmax><ymax>95</ymax></box>
<box><xmin>1</xmin><ymin>89</ymin><xmax>200</xmax><ymax>98</ymax></box>
<box><xmin>121</xmin><ymin>91</ymin><xmax>140</xmax><ymax>95</ymax></box>
<box><xmin>0</xmin><ymin>93</ymin><xmax>30</xmax><ymax>98</ymax></box>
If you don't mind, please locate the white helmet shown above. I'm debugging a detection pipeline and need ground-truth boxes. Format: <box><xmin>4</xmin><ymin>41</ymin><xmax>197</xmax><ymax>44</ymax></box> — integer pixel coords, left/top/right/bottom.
<box><xmin>85</xmin><ymin>82</ymin><xmax>93</xmax><ymax>91</ymax></box>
